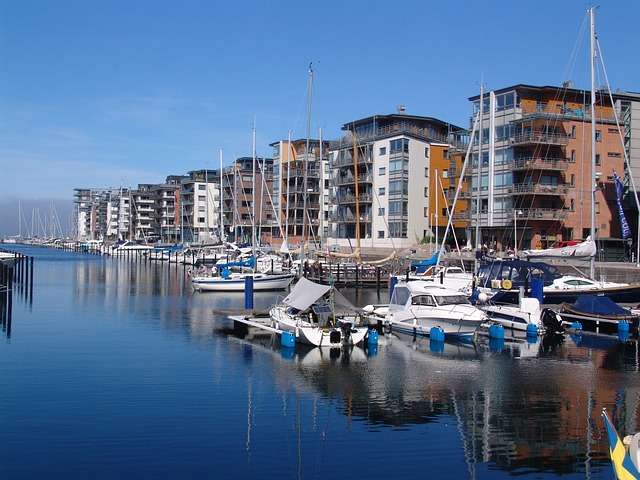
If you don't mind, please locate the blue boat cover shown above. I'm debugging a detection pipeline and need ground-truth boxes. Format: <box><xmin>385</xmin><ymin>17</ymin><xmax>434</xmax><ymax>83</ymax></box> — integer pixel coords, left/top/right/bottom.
<box><xmin>410</xmin><ymin>251</ymin><xmax>440</xmax><ymax>273</ymax></box>
<box><xmin>568</xmin><ymin>295</ymin><xmax>632</xmax><ymax>316</ymax></box>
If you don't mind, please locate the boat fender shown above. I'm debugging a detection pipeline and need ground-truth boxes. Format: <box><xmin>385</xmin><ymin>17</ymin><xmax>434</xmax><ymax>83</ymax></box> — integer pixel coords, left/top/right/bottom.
<box><xmin>367</xmin><ymin>329</ymin><xmax>379</xmax><ymax>345</ymax></box>
<box><xmin>526</xmin><ymin>323</ymin><xmax>538</xmax><ymax>336</ymax></box>
<box><xmin>618</xmin><ymin>321</ymin><xmax>630</xmax><ymax>333</ymax></box>
<box><xmin>502</xmin><ymin>279</ymin><xmax>513</xmax><ymax>290</ymax></box>
<box><xmin>489</xmin><ymin>324</ymin><xmax>505</xmax><ymax>339</ymax></box>
<box><xmin>430</xmin><ymin>326</ymin><xmax>445</xmax><ymax>342</ymax></box>
<box><xmin>571</xmin><ymin>321</ymin><xmax>583</xmax><ymax>332</ymax></box>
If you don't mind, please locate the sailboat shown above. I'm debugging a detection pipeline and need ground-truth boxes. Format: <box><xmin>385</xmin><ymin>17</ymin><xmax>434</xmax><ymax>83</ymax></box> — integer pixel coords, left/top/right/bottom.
<box><xmin>191</xmin><ymin>130</ymin><xmax>295</xmax><ymax>292</ymax></box>
<box><xmin>474</xmin><ymin>8</ymin><xmax>640</xmax><ymax>305</ymax></box>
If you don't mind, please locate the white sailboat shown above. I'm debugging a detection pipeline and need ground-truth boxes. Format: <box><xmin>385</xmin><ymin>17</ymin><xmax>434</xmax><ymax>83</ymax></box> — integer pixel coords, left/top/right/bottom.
<box><xmin>191</xmin><ymin>128</ymin><xmax>295</xmax><ymax>292</ymax></box>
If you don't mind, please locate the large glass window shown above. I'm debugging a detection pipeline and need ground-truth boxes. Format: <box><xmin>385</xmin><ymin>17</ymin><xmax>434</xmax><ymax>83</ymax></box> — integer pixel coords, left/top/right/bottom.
<box><xmin>388</xmin><ymin>201</ymin><xmax>407</xmax><ymax>215</ymax></box>
<box><xmin>389</xmin><ymin>158</ymin><xmax>409</xmax><ymax>173</ymax></box>
<box><xmin>390</xmin><ymin>138</ymin><xmax>409</xmax><ymax>154</ymax></box>
<box><xmin>389</xmin><ymin>179</ymin><xmax>408</xmax><ymax>195</ymax></box>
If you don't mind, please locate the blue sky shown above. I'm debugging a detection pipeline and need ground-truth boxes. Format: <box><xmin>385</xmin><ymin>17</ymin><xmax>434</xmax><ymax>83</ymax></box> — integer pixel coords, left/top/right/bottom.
<box><xmin>1</xmin><ymin>0</ymin><xmax>639</xmax><ymax>237</ymax></box>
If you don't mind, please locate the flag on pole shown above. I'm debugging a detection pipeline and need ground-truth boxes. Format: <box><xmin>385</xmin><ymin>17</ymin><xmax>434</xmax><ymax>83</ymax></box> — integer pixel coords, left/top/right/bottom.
<box><xmin>614</xmin><ymin>170</ymin><xmax>632</xmax><ymax>239</ymax></box>
<box><xmin>601</xmin><ymin>409</ymin><xmax>640</xmax><ymax>480</ymax></box>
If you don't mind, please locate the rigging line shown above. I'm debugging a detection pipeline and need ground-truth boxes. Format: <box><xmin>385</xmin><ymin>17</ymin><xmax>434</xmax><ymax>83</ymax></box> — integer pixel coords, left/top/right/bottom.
<box><xmin>596</xmin><ymin>35</ymin><xmax>640</xmax><ymax>264</ymax></box>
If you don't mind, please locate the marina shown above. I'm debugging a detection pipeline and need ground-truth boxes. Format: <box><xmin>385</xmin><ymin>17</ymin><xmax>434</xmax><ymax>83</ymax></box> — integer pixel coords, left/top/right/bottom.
<box><xmin>1</xmin><ymin>244</ymin><xmax>639</xmax><ymax>479</ymax></box>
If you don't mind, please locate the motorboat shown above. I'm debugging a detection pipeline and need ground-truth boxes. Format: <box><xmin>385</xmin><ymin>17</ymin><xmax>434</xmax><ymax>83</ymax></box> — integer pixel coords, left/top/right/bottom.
<box><xmin>476</xmin><ymin>296</ymin><xmax>564</xmax><ymax>334</ymax></box>
<box><xmin>559</xmin><ymin>295</ymin><xmax>639</xmax><ymax>337</ymax></box>
<box><xmin>396</xmin><ymin>265</ymin><xmax>473</xmax><ymax>293</ymax></box>
<box><xmin>363</xmin><ymin>281</ymin><xmax>487</xmax><ymax>340</ymax></box>
<box><xmin>269</xmin><ymin>277</ymin><xmax>368</xmax><ymax>347</ymax></box>
<box><xmin>475</xmin><ymin>259</ymin><xmax>640</xmax><ymax>305</ymax></box>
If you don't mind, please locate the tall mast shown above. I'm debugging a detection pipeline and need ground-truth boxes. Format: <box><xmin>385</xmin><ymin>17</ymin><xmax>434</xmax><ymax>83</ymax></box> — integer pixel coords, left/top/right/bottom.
<box><xmin>300</xmin><ymin>64</ymin><xmax>313</xmax><ymax>276</ymax></box>
<box><xmin>285</xmin><ymin>131</ymin><xmax>291</xmax><ymax>249</ymax></box>
<box><xmin>252</xmin><ymin>122</ymin><xmax>257</xmax><ymax>261</ymax></box>
<box><xmin>354</xmin><ymin>128</ymin><xmax>361</xmax><ymax>261</ymax></box>
<box><xmin>474</xmin><ymin>84</ymin><xmax>484</xmax><ymax>272</ymax></box>
<box><xmin>589</xmin><ymin>7</ymin><xmax>597</xmax><ymax>279</ymax></box>
<box><xmin>219</xmin><ymin>147</ymin><xmax>224</xmax><ymax>242</ymax></box>
<box><xmin>435</xmin><ymin>168</ymin><xmax>439</xmax><ymax>253</ymax></box>
<box><xmin>205</xmin><ymin>162</ymin><xmax>209</xmax><ymax>243</ymax></box>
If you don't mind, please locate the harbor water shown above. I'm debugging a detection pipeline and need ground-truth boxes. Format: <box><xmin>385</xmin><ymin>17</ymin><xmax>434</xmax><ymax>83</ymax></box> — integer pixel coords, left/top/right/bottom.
<box><xmin>1</xmin><ymin>245</ymin><xmax>639</xmax><ymax>479</ymax></box>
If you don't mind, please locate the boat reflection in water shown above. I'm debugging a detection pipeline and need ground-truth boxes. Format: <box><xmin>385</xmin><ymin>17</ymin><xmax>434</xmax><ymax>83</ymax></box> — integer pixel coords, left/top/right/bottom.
<box><xmin>225</xmin><ymin>319</ymin><xmax>639</xmax><ymax>478</ymax></box>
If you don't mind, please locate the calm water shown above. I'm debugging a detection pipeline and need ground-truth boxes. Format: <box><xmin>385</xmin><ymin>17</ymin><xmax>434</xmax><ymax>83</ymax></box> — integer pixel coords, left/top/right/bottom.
<box><xmin>1</xmin><ymin>245</ymin><xmax>639</xmax><ymax>479</ymax></box>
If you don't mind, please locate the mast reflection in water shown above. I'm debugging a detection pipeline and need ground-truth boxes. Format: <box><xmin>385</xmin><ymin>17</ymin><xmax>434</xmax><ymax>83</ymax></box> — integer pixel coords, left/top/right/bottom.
<box><xmin>1</xmin><ymin>245</ymin><xmax>638</xmax><ymax>479</ymax></box>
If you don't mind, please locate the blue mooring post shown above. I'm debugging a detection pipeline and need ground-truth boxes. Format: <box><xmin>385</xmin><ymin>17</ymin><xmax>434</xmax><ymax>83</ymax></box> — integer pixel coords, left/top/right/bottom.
<box><xmin>531</xmin><ymin>277</ymin><xmax>543</xmax><ymax>304</ymax></box>
<box><xmin>389</xmin><ymin>276</ymin><xmax>398</xmax><ymax>300</ymax></box>
<box><xmin>244</xmin><ymin>276</ymin><xmax>254</xmax><ymax>310</ymax></box>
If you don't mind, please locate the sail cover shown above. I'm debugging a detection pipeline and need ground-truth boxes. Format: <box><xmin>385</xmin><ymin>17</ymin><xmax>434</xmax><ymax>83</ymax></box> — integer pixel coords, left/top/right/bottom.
<box><xmin>522</xmin><ymin>237</ymin><xmax>596</xmax><ymax>258</ymax></box>
<box><xmin>282</xmin><ymin>278</ymin><xmax>331</xmax><ymax>311</ymax></box>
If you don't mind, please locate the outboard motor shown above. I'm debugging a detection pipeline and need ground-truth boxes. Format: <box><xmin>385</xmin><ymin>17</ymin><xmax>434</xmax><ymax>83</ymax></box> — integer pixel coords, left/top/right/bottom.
<box><xmin>541</xmin><ymin>308</ymin><xmax>564</xmax><ymax>335</ymax></box>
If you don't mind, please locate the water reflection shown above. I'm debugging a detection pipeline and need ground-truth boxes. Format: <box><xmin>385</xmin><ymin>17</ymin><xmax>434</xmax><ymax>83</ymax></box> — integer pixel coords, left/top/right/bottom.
<box><xmin>5</xmin><ymin>245</ymin><xmax>640</xmax><ymax>479</ymax></box>
<box><xmin>226</xmin><ymin>317</ymin><xmax>639</xmax><ymax>477</ymax></box>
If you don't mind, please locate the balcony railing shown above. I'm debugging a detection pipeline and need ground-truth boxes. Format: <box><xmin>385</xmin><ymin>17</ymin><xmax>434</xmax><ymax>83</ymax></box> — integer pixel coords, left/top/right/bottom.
<box><xmin>510</xmin><ymin>132</ymin><xmax>568</xmax><ymax>146</ymax></box>
<box><xmin>511</xmin><ymin>157</ymin><xmax>568</xmax><ymax>171</ymax></box>
<box><xmin>515</xmin><ymin>208</ymin><xmax>569</xmax><ymax>221</ymax></box>
<box><xmin>509</xmin><ymin>183</ymin><xmax>569</xmax><ymax>196</ymax></box>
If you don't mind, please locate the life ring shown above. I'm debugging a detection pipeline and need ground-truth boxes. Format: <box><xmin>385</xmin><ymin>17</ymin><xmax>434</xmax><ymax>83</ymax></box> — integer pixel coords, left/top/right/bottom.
<box><xmin>502</xmin><ymin>279</ymin><xmax>513</xmax><ymax>290</ymax></box>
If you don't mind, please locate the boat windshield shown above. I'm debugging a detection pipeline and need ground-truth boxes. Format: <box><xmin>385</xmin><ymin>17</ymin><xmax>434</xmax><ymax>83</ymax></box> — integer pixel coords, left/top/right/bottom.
<box><xmin>434</xmin><ymin>295</ymin><xmax>470</xmax><ymax>306</ymax></box>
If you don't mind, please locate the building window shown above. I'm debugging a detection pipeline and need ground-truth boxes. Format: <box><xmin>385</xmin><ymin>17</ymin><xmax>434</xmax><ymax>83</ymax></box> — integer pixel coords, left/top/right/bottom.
<box><xmin>443</xmin><ymin>149</ymin><xmax>449</xmax><ymax>159</ymax></box>
<box><xmin>424</xmin><ymin>187</ymin><xmax>428</xmax><ymax>197</ymax></box>
<box><xmin>570</xmin><ymin>198</ymin><xmax>575</xmax><ymax>211</ymax></box>
<box><xmin>378</xmin><ymin>230</ymin><xmax>385</xmax><ymax>239</ymax></box>
<box><xmin>595</xmin><ymin>202</ymin><xmax>600</xmax><ymax>214</ymax></box>
<box><xmin>442</xmin><ymin>170</ymin><xmax>448</xmax><ymax>179</ymax></box>
<box><xmin>571</xmin><ymin>126</ymin><xmax>576</xmax><ymax>138</ymax></box>
<box><xmin>424</xmin><ymin>207</ymin><xmax>428</xmax><ymax>217</ymax></box>
<box><xmin>378</xmin><ymin>208</ymin><xmax>385</xmax><ymax>216</ymax></box>
<box><xmin>425</xmin><ymin>147</ymin><xmax>429</xmax><ymax>157</ymax></box>
<box><xmin>379</xmin><ymin>167</ymin><xmax>386</xmax><ymax>176</ymax></box>
<box><xmin>608</xmin><ymin>152</ymin><xmax>622</xmax><ymax>157</ymax></box>
<box><xmin>198</xmin><ymin>195</ymin><xmax>206</xmax><ymax>201</ymax></box>
<box><xmin>570</xmin><ymin>150</ymin><xmax>576</xmax><ymax>162</ymax></box>
<box><xmin>390</xmin><ymin>138</ymin><xmax>409</xmax><ymax>154</ymax></box>
<box><xmin>379</xmin><ymin>187</ymin><xmax>385</xmax><ymax>196</ymax></box>
<box><xmin>379</xmin><ymin>147</ymin><xmax>386</xmax><ymax>155</ymax></box>
<box><xmin>442</xmin><ymin>208</ymin><xmax>448</xmax><ymax>218</ymax></box>
<box><xmin>595</xmin><ymin>154</ymin><xmax>601</xmax><ymax>166</ymax></box>
<box><xmin>198</xmin><ymin>184</ymin><xmax>206</xmax><ymax>190</ymax></box>
<box><xmin>595</xmin><ymin>130</ymin><xmax>602</xmax><ymax>142</ymax></box>
<box><xmin>570</xmin><ymin>174</ymin><xmax>575</xmax><ymax>186</ymax></box>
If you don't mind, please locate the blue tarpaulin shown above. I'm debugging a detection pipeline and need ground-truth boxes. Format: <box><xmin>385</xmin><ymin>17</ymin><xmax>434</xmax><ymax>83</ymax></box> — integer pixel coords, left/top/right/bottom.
<box><xmin>567</xmin><ymin>295</ymin><xmax>632</xmax><ymax>317</ymax></box>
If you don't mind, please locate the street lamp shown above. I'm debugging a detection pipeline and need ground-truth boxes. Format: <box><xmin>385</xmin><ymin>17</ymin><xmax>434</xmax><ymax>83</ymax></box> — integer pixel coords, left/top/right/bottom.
<box><xmin>514</xmin><ymin>209</ymin><xmax>523</xmax><ymax>256</ymax></box>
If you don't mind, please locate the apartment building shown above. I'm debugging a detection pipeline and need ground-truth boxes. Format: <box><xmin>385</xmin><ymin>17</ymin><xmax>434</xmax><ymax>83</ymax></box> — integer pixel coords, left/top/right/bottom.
<box><xmin>454</xmin><ymin>84</ymin><xmax>633</xmax><ymax>257</ymax></box>
<box><xmin>327</xmin><ymin>110</ymin><xmax>467</xmax><ymax>251</ymax></box>
<box><xmin>266</xmin><ymin>138</ymin><xmax>329</xmax><ymax>249</ymax></box>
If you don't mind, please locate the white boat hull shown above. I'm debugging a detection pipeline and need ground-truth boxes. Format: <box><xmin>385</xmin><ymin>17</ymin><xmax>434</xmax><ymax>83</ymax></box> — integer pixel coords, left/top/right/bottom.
<box><xmin>192</xmin><ymin>273</ymin><xmax>295</xmax><ymax>292</ymax></box>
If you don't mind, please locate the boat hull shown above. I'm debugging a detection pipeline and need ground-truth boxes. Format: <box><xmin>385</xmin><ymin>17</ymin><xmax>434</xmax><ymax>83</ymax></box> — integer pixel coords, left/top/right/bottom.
<box><xmin>489</xmin><ymin>284</ymin><xmax>640</xmax><ymax>305</ymax></box>
<box><xmin>385</xmin><ymin>306</ymin><xmax>484</xmax><ymax>339</ymax></box>
<box><xmin>192</xmin><ymin>273</ymin><xmax>295</xmax><ymax>292</ymax></box>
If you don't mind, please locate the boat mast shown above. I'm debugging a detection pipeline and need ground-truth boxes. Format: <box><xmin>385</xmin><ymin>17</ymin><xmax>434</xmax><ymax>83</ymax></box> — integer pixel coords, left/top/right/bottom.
<box><xmin>354</xmin><ymin>128</ymin><xmax>361</xmax><ymax>261</ymax></box>
<box><xmin>285</xmin><ymin>130</ymin><xmax>291</xmax><ymax>249</ymax></box>
<box><xmin>300</xmin><ymin>64</ymin><xmax>313</xmax><ymax>277</ymax></box>
<box><xmin>589</xmin><ymin>7</ymin><xmax>597</xmax><ymax>279</ymax></box>
<box><xmin>252</xmin><ymin>122</ymin><xmax>257</xmax><ymax>262</ymax></box>
<box><xmin>474</xmin><ymin>84</ymin><xmax>484</xmax><ymax>272</ymax></box>
<box><xmin>220</xmin><ymin>147</ymin><xmax>224</xmax><ymax>242</ymax></box>
<box><xmin>435</xmin><ymin>168</ymin><xmax>439</xmax><ymax>253</ymax></box>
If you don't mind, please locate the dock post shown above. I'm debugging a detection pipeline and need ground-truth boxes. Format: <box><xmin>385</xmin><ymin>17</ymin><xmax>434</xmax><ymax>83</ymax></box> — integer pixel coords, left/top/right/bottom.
<box><xmin>245</xmin><ymin>276</ymin><xmax>254</xmax><ymax>309</ymax></box>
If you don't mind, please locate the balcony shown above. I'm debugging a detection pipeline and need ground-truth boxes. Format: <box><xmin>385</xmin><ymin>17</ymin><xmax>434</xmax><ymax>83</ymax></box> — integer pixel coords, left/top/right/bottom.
<box><xmin>511</xmin><ymin>157</ymin><xmax>568</xmax><ymax>171</ymax></box>
<box><xmin>510</xmin><ymin>132</ymin><xmax>568</xmax><ymax>146</ymax></box>
<box><xmin>446</xmin><ymin>188</ymin><xmax>472</xmax><ymax>201</ymax></box>
<box><xmin>515</xmin><ymin>208</ymin><xmax>569</xmax><ymax>222</ymax></box>
<box><xmin>509</xmin><ymin>183</ymin><xmax>569</xmax><ymax>196</ymax></box>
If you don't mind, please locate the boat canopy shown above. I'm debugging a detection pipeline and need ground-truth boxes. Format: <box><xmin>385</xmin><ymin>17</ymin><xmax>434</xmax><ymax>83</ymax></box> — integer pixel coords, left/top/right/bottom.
<box><xmin>476</xmin><ymin>259</ymin><xmax>563</xmax><ymax>289</ymax></box>
<box><xmin>410</xmin><ymin>251</ymin><xmax>440</xmax><ymax>273</ymax></box>
<box><xmin>283</xmin><ymin>278</ymin><xmax>332</xmax><ymax>311</ymax></box>
<box><xmin>565</xmin><ymin>295</ymin><xmax>634</xmax><ymax>317</ymax></box>
<box><xmin>216</xmin><ymin>256</ymin><xmax>255</xmax><ymax>270</ymax></box>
